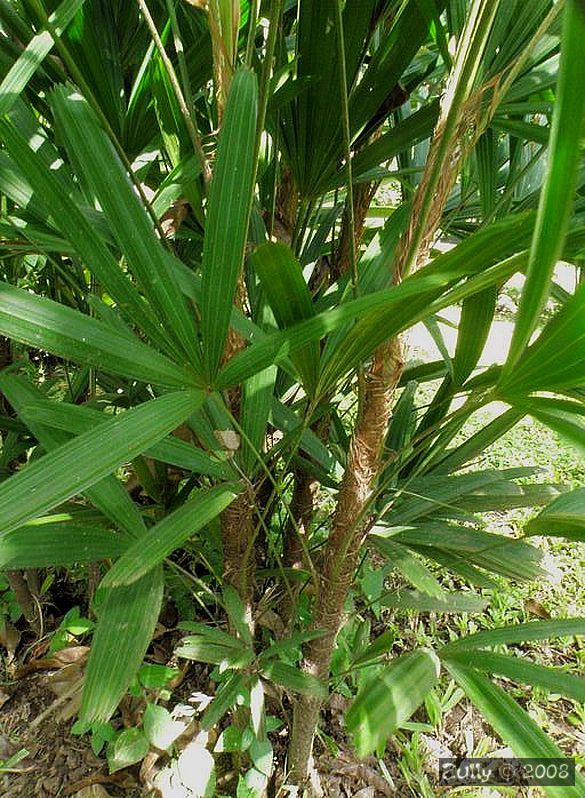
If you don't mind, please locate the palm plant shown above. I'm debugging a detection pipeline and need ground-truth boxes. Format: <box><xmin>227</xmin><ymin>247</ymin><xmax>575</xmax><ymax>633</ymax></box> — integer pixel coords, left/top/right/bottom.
<box><xmin>1</xmin><ymin>0</ymin><xmax>585</xmax><ymax>795</ymax></box>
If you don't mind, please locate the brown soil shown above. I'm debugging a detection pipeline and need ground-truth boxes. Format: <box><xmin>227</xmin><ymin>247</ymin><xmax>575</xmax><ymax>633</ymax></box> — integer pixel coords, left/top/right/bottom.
<box><xmin>0</xmin><ymin>670</ymin><xmax>141</xmax><ymax>798</ymax></box>
<box><xmin>0</xmin><ymin>662</ymin><xmax>551</xmax><ymax>798</ymax></box>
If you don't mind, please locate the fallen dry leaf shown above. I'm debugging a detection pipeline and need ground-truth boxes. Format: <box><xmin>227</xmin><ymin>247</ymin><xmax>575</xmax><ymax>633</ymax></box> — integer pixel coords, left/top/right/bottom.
<box><xmin>53</xmin><ymin>645</ymin><xmax>90</xmax><ymax>665</ymax></box>
<box><xmin>16</xmin><ymin>645</ymin><xmax>89</xmax><ymax>677</ymax></box>
<box><xmin>0</xmin><ymin>688</ymin><xmax>10</xmax><ymax>710</ymax></box>
<box><xmin>213</xmin><ymin>429</ymin><xmax>240</xmax><ymax>456</ymax></box>
<box><xmin>524</xmin><ymin>598</ymin><xmax>551</xmax><ymax>619</ymax></box>
<box><xmin>139</xmin><ymin>749</ymin><xmax>162</xmax><ymax>794</ymax></box>
<box><xmin>71</xmin><ymin>786</ymin><xmax>113</xmax><ymax>798</ymax></box>
<box><xmin>0</xmin><ymin>618</ymin><xmax>21</xmax><ymax>661</ymax></box>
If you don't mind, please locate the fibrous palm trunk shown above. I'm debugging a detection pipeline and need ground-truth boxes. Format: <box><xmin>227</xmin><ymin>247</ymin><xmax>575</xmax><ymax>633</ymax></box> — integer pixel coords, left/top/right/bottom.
<box><xmin>287</xmin><ymin>72</ymin><xmax>500</xmax><ymax>793</ymax></box>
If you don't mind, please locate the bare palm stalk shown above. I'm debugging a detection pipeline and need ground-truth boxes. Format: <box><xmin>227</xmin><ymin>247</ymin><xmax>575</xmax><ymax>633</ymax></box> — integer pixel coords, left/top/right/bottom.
<box><xmin>332</xmin><ymin>181</ymin><xmax>377</xmax><ymax>283</ymax></box>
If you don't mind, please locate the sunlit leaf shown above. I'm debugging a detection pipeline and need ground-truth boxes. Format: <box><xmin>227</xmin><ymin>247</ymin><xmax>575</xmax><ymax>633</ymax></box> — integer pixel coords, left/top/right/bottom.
<box><xmin>200</xmin><ymin>67</ymin><xmax>258</xmax><ymax>378</ymax></box>
<box><xmin>0</xmin><ymin>0</ymin><xmax>85</xmax><ymax>116</ymax></box>
<box><xmin>503</xmin><ymin>0</ymin><xmax>585</xmax><ymax>372</ymax></box>
<box><xmin>346</xmin><ymin>649</ymin><xmax>440</xmax><ymax>757</ymax></box>
<box><xmin>143</xmin><ymin>703</ymin><xmax>187</xmax><ymax>750</ymax></box>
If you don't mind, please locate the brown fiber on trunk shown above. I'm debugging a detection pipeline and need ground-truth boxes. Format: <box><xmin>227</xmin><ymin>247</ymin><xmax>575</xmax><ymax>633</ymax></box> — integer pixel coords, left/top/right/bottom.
<box><xmin>278</xmin><ymin>466</ymin><xmax>318</xmax><ymax>632</ymax></box>
<box><xmin>287</xmin><ymin>337</ymin><xmax>404</xmax><ymax>790</ymax></box>
<box><xmin>221</xmin><ymin>483</ymin><xmax>256</xmax><ymax>606</ymax></box>
<box><xmin>283</xmin><ymin>467</ymin><xmax>316</xmax><ymax>573</ymax></box>
<box><xmin>220</xmin><ymin>273</ymin><xmax>257</xmax><ymax>614</ymax></box>
<box><xmin>331</xmin><ymin>181</ymin><xmax>377</xmax><ymax>283</ymax></box>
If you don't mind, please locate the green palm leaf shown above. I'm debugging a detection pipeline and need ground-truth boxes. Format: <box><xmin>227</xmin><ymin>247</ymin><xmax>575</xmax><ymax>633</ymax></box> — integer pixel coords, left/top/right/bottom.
<box><xmin>0</xmin><ymin>0</ymin><xmax>84</xmax><ymax>116</ymax></box>
<box><xmin>50</xmin><ymin>85</ymin><xmax>201</xmax><ymax>368</ymax></box>
<box><xmin>0</xmin><ymin>372</ymin><xmax>147</xmax><ymax>540</ymax></box>
<box><xmin>100</xmin><ymin>484</ymin><xmax>239</xmax><ymax>588</ymax></box>
<box><xmin>0</xmin><ymin>390</ymin><xmax>203</xmax><ymax>535</ymax></box>
<box><xmin>503</xmin><ymin>0</ymin><xmax>585</xmax><ymax>373</ymax></box>
<box><xmin>0</xmin><ymin>281</ymin><xmax>195</xmax><ymax>388</ymax></box>
<box><xmin>200</xmin><ymin>67</ymin><xmax>258</xmax><ymax>379</ymax></box>
<box><xmin>17</xmin><ymin>398</ymin><xmax>236</xmax><ymax>481</ymax></box>
<box><xmin>499</xmin><ymin>280</ymin><xmax>585</xmax><ymax>395</ymax></box>
<box><xmin>0</xmin><ymin>522</ymin><xmax>128</xmax><ymax>569</ymax></box>
<box><xmin>252</xmin><ymin>242</ymin><xmax>319</xmax><ymax>397</ymax></box>
<box><xmin>0</xmin><ymin>116</ymin><xmax>171</xmax><ymax>352</ymax></box>
<box><xmin>442</xmin><ymin>619</ymin><xmax>585</xmax><ymax>654</ymax></box>
<box><xmin>346</xmin><ymin>648</ymin><xmax>441</xmax><ymax>757</ymax></box>
<box><xmin>446</xmin><ymin>662</ymin><xmax>585</xmax><ymax>798</ymax></box>
<box><xmin>78</xmin><ymin>567</ymin><xmax>164</xmax><ymax>727</ymax></box>
<box><xmin>444</xmin><ymin>650</ymin><xmax>585</xmax><ymax>703</ymax></box>
<box><xmin>526</xmin><ymin>487</ymin><xmax>585</xmax><ymax>540</ymax></box>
